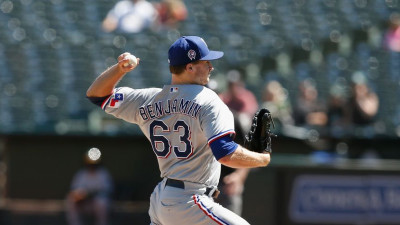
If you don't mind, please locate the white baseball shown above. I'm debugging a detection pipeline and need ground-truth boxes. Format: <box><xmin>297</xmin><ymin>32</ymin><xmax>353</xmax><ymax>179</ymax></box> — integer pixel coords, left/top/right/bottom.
<box><xmin>123</xmin><ymin>54</ymin><xmax>137</xmax><ymax>67</ymax></box>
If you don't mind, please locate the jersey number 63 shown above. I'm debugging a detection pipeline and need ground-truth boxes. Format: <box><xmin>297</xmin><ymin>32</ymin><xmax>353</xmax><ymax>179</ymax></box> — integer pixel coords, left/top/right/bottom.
<box><xmin>149</xmin><ymin>120</ymin><xmax>193</xmax><ymax>159</ymax></box>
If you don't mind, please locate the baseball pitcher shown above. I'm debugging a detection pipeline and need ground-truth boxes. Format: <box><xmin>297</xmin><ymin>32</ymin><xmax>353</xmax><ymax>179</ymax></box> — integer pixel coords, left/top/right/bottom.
<box><xmin>87</xmin><ymin>36</ymin><xmax>273</xmax><ymax>225</ymax></box>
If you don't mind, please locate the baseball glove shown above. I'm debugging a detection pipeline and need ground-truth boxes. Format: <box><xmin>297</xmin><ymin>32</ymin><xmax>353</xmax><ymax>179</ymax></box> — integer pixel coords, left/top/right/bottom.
<box><xmin>244</xmin><ymin>108</ymin><xmax>276</xmax><ymax>153</ymax></box>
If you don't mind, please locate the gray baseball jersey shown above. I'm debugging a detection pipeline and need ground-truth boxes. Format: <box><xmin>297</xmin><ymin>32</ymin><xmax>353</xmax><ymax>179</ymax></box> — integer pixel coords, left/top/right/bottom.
<box><xmin>102</xmin><ymin>84</ymin><xmax>235</xmax><ymax>187</ymax></box>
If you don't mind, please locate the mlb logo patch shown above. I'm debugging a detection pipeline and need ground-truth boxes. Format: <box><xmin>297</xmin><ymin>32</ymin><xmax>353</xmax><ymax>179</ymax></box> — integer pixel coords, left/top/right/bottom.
<box><xmin>170</xmin><ymin>87</ymin><xmax>179</xmax><ymax>93</ymax></box>
<box><xmin>109</xmin><ymin>93</ymin><xmax>124</xmax><ymax>108</ymax></box>
<box><xmin>188</xmin><ymin>49</ymin><xmax>196</xmax><ymax>60</ymax></box>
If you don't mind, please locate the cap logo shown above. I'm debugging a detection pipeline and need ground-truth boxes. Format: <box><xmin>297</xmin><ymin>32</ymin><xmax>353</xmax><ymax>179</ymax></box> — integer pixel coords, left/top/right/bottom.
<box><xmin>188</xmin><ymin>49</ymin><xmax>196</xmax><ymax>60</ymax></box>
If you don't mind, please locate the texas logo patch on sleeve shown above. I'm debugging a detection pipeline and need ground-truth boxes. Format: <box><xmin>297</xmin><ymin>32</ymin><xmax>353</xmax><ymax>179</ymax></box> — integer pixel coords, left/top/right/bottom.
<box><xmin>109</xmin><ymin>93</ymin><xmax>124</xmax><ymax>108</ymax></box>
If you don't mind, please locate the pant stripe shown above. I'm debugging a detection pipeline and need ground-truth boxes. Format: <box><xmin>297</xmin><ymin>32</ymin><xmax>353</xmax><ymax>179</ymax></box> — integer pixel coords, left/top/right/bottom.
<box><xmin>193</xmin><ymin>195</ymin><xmax>230</xmax><ymax>225</ymax></box>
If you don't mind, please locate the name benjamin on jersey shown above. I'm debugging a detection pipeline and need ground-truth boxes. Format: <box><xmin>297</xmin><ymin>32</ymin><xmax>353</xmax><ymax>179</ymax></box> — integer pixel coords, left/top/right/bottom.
<box><xmin>139</xmin><ymin>98</ymin><xmax>201</xmax><ymax>121</ymax></box>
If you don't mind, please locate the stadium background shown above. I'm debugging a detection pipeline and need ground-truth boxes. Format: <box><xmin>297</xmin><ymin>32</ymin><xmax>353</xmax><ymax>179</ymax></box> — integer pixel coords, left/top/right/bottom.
<box><xmin>0</xmin><ymin>0</ymin><xmax>399</xmax><ymax>224</ymax></box>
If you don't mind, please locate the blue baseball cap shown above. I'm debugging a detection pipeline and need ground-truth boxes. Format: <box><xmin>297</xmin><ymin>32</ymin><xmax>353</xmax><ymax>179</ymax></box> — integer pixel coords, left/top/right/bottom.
<box><xmin>168</xmin><ymin>36</ymin><xmax>224</xmax><ymax>66</ymax></box>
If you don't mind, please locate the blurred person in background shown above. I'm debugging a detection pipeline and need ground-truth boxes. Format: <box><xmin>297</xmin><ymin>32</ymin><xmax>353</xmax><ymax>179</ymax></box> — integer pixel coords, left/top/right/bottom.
<box><xmin>326</xmin><ymin>75</ymin><xmax>379</xmax><ymax>129</ymax></box>
<box><xmin>217</xmin><ymin>70</ymin><xmax>258</xmax><ymax>216</ymax></box>
<box><xmin>261</xmin><ymin>80</ymin><xmax>294</xmax><ymax>129</ymax></box>
<box><xmin>154</xmin><ymin>0</ymin><xmax>188</xmax><ymax>30</ymax></box>
<box><xmin>219</xmin><ymin>70</ymin><xmax>259</xmax><ymax>132</ymax></box>
<box><xmin>327</xmin><ymin>82</ymin><xmax>352</xmax><ymax>134</ymax></box>
<box><xmin>347</xmin><ymin>75</ymin><xmax>380</xmax><ymax>159</ymax></box>
<box><xmin>293</xmin><ymin>78</ymin><xmax>328</xmax><ymax>128</ymax></box>
<box><xmin>292</xmin><ymin>79</ymin><xmax>331</xmax><ymax>160</ymax></box>
<box><xmin>326</xmin><ymin>75</ymin><xmax>380</xmax><ymax>159</ymax></box>
<box><xmin>383</xmin><ymin>12</ymin><xmax>400</xmax><ymax>52</ymax></box>
<box><xmin>348</xmin><ymin>80</ymin><xmax>379</xmax><ymax>126</ymax></box>
<box><xmin>66</xmin><ymin>148</ymin><xmax>114</xmax><ymax>225</ymax></box>
<box><xmin>325</xmin><ymin>81</ymin><xmax>352</xmax><ymax>158</ymax></box>
<box><xmin>102</xmin><ymin>0</ymin><xmax>158</xmax><ymax>34</ymax></box>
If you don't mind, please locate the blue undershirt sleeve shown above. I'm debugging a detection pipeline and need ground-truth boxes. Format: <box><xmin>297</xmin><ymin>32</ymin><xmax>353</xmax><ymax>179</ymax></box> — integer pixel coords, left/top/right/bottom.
<box><xmin>209</xmin><ymin>135</ymin><xmax>238</xmax><ymax>160</ymax></box>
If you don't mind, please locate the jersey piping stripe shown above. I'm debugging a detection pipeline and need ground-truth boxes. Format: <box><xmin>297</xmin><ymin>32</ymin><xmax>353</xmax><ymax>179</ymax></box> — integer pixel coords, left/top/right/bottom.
<box><xmin>192</xmin><ymin>195</ymin><xmax>230</xmax><ymax>225</ymax></box>
<box><xmin>207</xmin><ymin>130</ymin><xmax>235</xmax><ymax>144</ymax></box>
<box><xmin>101</xmin><ymin>95</ymin><xmax>113</xmax><ymax>110</ymax></box>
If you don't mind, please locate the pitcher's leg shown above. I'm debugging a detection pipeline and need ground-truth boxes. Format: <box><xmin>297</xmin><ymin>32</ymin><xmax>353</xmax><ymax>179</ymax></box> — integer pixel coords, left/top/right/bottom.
<box><xmin>191</xmin><ymin>195</ymin><xmax>249</xmax><ymax>225</ymax></box>
<box><xmin>159</xmin><ymin>194</ymin><xmax>250</xmax><ymax>225</ymax></box>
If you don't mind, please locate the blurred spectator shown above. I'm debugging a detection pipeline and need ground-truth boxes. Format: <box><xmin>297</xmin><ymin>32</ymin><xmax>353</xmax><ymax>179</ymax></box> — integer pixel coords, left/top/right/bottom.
<box><xmin>326</xmin><ymin>76</ymin><xmax>379</xmax><ymax>158</ymax></box>
<box><xmin>261</xmin><ymin>80</ymin><xmax>294</xmax><ymax>128</ymax></box>
<box><xmin>154</xmin><ymin>0</ymin><xmax>188</xmax><ymax>29</ymax></box>
<box><xmin>383</xmin><ymin>12</ymin><xmax>400</xmax><ymax>52</ymax></box>
<box><xmin>326</xmin><ymin>82</ymin><xmax>352</xmax><ymax>156</ymax></box>
<box><xmin>327</xmin><ymin>74</ymin><xmax>379</xmax><ymax>128</ymax></box>
<box><xmin>66</xmin><ymin>148</ymin><xmax>114</xmax><ymax>225</ymax></box>
<box><xmin>348</xmin><ymin>81</ymin><xmax>379</xmax><ymax>126</ymax></box>
<box><xmin>219</xmin><ymin>70</ymin><xmax>259</xmax><ymax>131</ymax></box>
<box><xmin>327</xmin><ymin>81</ymin><xmax>351</xmax><ymax>129</ymax></box>
<box><xmin>293</xmin><ymin>79</ymin><xmax>328</xmax><ymax>127</ymax></box>
<box><xmin>102</xmin><ymin>0</ymin><xmax>158</xmax><ymax>33</ymax></box>
<box><xmin>216</xmin><ymin>70</ymin><xmax>258</xmax><ymax>216</ymax></box>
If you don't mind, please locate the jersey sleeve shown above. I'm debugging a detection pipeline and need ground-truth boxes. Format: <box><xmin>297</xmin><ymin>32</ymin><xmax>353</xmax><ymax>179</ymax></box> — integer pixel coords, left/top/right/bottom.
<box><xmin>102</xmin><ymin>87</ymin><xmax>160</xmax><ymax>124</ymax></box>
<box><xmin>209</xmin><ymin>135</ymin><xmax>238</xmax><ymax>160</ymax></box>
<box><xmin>199</xmin><ymin>91</ymin><xmax>236</xmax><ymax>145</ymax></box>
